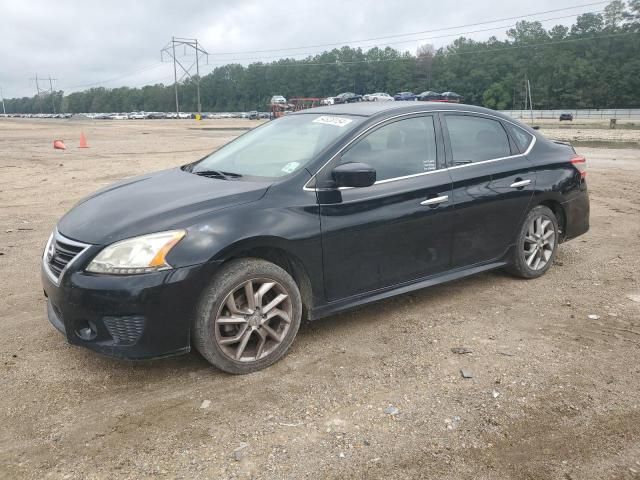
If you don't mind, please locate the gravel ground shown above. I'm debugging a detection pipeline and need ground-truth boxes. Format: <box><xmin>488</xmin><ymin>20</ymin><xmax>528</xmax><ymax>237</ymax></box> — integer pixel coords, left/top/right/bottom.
<box><xmin>539</xmin><ymin>127</ymin><xmax>640</xmax><ymax>145</ymax></box>
<box><xmin>1</xmin><ymin>118</ymin><xmax>639</xmax><ymax>479</ymax></box>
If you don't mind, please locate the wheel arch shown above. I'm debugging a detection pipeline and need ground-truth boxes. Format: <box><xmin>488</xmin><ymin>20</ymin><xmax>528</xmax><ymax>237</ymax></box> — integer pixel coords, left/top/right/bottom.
<box><xmin>536</xmin><ymin>199</ymin><xmax>567</xmax><ymax>242</ymax></box>
<box><xmin>215</xmin><ymin>237</ymin><xmax>316</xmax><ymax>320</ymax></box>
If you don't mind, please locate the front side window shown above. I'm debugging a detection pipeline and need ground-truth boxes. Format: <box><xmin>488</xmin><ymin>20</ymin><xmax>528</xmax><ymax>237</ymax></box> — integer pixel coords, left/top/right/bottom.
<box><xmin>445</xmin><ymin>115</ymin><xmax>511</xmax><ymax>164</ymax></box>
<box><xmin>190</xmin><ymin>114</ymin><xmax>362</xmax><ymax>178</ymax></box>
<box><xmin>340</xmin><ymin>116</ymin><xmax>438</xmax><ymax>182</ymax></box>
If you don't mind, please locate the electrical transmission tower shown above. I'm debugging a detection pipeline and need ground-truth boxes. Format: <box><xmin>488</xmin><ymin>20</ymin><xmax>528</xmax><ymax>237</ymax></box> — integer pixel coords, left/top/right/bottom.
<box><xmin>161</xmin><ymin>37</ymin><xmax>209</xmax><ymax>116</ymax></box>
<box><xmin>30</xmin><ymin>74</ymin><xmax>58</xmax><ymax>114</ymax></box>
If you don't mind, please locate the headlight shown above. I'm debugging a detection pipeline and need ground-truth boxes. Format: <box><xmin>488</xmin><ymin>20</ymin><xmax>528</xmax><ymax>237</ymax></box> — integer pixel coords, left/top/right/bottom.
<box><xmin>86</xmin><ymin>230</ymin><xmax>186</xmax><ymax>275</ymax></box>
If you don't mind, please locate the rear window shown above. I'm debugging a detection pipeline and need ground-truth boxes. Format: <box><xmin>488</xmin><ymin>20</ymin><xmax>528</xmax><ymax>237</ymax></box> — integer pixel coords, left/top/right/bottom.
<box><xmin>445</xmin><ymin>115</ymin><xmax>511</xmax><ymax>164</ymax></box>
<box><xmin>504</xmin><ymin>122</ymin><xmax>534</xmax><ymax>153</ymax></box>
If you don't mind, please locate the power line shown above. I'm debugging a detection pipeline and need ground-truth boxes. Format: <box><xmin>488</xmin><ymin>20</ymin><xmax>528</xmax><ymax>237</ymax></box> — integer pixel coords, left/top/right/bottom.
<box><xmin>204</xmin><ymin>10</ymin><xmax>605</xmax><ymax>66</ymax></box>
<box><xmin>203</xmin><ymin>31</ymin><xmax>639</xmax><ymax>70</ymax></box>
<box><xmin>7</xmin><ymin>7</ymin><xmax>633</xmax><ymax>100</ymax></box>
<box><xmin>62</xmin><ymin>30</ymin><xmax>640</xmax><ymax>91</ymax></box>
<box><xmin>24</xmin><ymin>1</ymin><xmax>610</xmax><ymax>96</ymax></box>
<box><xmin>209</xmin><ymin>1</ymin><xmax>610</xmax><ymax>56</ymax></box>
<box><xmin>60</xmin><ymin>62</ymin><xmax>166</xmax><ymax>90</ymax></box>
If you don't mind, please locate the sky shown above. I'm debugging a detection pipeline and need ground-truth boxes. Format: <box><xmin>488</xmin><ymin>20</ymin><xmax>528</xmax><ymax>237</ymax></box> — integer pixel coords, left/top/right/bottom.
<box><xmin>0</xmin><ymin>0</ymin><xmax>610</xmax><ymax>99</ymax></box>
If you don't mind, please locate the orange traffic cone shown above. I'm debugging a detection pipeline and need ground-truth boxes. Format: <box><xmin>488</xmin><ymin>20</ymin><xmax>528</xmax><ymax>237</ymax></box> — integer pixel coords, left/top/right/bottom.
<box><xmin>79</xmin><ymin>132</ymin><xmax>89</xmax><ymax>148</ymax></box>
<box><xmin>53</xmin><ymin>140</ymin><xmax>66</xmax><ymax>150</ymax></box>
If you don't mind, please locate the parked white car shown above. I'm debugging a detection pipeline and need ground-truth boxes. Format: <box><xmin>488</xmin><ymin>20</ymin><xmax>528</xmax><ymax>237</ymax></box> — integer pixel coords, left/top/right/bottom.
<box><xmin>363</xmin><ymin>92</ymin><xmax>394</xmax><ymax>102</ymax></box>
<box><xmin>128</xmin><ymin>111</ymin><xmax>147</xmax><ymax>120</ymax></box>
<box><xmin>109</xmin><ymin>113</ymin><xmax>128</xmax><ymax>120</ymax></box>
<box><xmin>270</xmin><ymin>95</ymin><xmax>287</xmax><ymax>105</ymax></box>
<box><xmin>321</xmin><ymin>97</ymin><xmax>335</xmax><ymax>105</ymax></box>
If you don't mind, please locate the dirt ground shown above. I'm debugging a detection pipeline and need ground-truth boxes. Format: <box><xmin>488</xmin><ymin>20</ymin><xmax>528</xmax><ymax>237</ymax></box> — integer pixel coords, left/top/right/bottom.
<box><xmin>1</xmin><ymin>118</ymin><xmax>639</xmax><ymax>480</ymax></box>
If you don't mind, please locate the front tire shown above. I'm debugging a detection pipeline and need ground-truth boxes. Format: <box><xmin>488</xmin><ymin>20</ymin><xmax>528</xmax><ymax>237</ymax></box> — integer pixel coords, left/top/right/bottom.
<box><xmin>507</xmin><ymin>205</ymin><xmax>559</xmax><ymax>279</ymax></box>
<box><xmin>193</xmin><ymin>258</ymin><xmax>302</xmax><ymax>374</ymax></box>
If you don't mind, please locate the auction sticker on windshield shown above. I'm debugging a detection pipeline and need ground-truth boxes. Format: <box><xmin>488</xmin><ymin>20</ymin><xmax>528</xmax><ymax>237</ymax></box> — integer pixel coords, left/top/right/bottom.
<box><xmin>312</xmin><ymin>116</ymin><xmax>353</xmax><ymax>127</ymax></box>
<box><xmin>281</xmin><ymin>161</ymin><xmax>300</xmax><ymax>174</ymax></box>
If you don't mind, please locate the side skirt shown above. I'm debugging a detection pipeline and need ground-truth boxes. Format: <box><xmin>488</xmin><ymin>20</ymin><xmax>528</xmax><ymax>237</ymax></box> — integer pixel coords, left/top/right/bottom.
<box><xmin>309</xmin><ymin>259</ymin><xmax>508</xmax><ymax>321</ymax></box>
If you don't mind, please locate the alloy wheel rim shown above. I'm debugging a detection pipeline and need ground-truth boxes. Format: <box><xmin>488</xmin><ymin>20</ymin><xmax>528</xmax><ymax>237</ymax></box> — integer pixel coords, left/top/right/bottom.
<box><xmin>523</xmin><ymin>215</ymin><xmax>556</xmax><ymax>270</ymax></box>
<box><xmin>214</xmin><ymin>278</ymin><xmax>292</xmax><ymax>363</ymax></box>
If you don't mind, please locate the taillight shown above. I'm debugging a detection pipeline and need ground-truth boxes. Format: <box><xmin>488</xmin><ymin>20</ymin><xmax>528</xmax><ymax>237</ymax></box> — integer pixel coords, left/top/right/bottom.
<box><xmin>570</xmin><ymin>155</ymin><xmax>587</xmax><ymax>178</ymax></box>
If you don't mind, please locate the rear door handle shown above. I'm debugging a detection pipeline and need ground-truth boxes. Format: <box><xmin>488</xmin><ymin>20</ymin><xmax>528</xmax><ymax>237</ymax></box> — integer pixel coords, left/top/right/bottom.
<box><xmin>510</xmin><ymin>179</ymin><xmax>531</xmax><ymax>188</ymax></box>
<box><xmin>420</xmin><ymin>195</ymin><xmax>449</xmax><ymax>206</ymax></box>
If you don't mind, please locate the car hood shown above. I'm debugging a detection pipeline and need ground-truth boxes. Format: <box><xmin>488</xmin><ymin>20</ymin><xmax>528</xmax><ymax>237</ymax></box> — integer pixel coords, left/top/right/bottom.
<box><xmin>57</xmin><ymin>167</ymin><xmax>270</xmax><ymax>245</ymax></box>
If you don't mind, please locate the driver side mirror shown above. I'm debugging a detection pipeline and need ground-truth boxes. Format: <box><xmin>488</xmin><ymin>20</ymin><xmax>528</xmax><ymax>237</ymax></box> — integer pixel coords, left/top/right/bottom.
<box><xmin>332</xmin><ymin>162</ymin><xmax>376</xmax><ymax>188</ymax></box>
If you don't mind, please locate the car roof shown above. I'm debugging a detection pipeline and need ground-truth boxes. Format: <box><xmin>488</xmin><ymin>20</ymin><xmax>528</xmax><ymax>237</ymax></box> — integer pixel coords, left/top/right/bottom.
<box><xmin>292</xmin><ymin>101</ymin><xmax>537</xmax><ymax>135</ymax></box>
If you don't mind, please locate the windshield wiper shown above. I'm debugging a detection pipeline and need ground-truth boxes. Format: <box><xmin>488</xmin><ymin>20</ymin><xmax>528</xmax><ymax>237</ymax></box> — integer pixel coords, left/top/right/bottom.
<box><xmin>193</xmin><ymin>170</ymin><xmax>243</xmax><ymax>180</ymax></box>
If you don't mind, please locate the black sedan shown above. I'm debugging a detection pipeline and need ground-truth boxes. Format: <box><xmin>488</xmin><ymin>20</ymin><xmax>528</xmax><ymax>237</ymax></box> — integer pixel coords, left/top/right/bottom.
<box><xmin>417</xmin><ymin>91</ymin><xmax>442</xmax><ymax>101</ymax></box>
<box><xmin>334</xmin><ymin>92</ymin><xmax>362</xmax><ymax>104</ymax></box>
<box><xmin>42</xmin><ymin>102</ymin><xmax>589</xmax><ymax>373</ymax></box>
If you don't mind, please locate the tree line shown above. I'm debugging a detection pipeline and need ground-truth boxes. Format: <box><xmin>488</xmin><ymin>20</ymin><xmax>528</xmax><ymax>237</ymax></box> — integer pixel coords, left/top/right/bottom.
<box><xmin>4</xmin><ymin>0</ymin><xmax>640</xmax><ymax>114</ymax></box>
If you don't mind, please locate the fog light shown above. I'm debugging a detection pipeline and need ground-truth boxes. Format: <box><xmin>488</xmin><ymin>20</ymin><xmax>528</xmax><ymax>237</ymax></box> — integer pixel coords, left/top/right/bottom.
<box><xmin>75</xmin><ymin>320</ymin><xmax>97</xmax><ymax>341</ymax></box>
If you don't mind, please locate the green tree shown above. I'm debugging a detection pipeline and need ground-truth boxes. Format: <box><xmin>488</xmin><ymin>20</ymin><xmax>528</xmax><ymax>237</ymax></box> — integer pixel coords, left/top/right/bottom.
<box><xmin>483</xmin><ymin>82</ymin><xmax>512</xmax><ymax>109</ymax></box>
<box><xmin>604</xmin><ymin>0</ymin><xmax>626</xmax><ymax>28</ymax></box>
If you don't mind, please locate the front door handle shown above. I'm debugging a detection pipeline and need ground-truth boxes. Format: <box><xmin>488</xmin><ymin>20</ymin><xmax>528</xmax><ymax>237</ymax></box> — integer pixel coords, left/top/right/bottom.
<box><xmin>510</xmin><ymin>179</ymin><xmax>531</xmax><ymax>188</ymax></box>
<box><xmin>420</xmin><ymin>195</ymin><xmax>449</xmax><ymax>206</ymax></box>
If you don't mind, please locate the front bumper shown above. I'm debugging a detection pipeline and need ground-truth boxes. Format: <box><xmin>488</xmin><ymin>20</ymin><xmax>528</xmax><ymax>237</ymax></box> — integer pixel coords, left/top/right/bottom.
<box><xmin>42</xmin><ymin>260</ymin><xmax>222</xmax><ymax>360</ymax></box>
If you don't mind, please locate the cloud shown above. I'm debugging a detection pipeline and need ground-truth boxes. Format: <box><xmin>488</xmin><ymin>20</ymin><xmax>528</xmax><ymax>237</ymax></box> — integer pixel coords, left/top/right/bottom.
<box><xmin>0</xmin><ymin>0</ymin><xmax>597</xmax><ymax>98</ymax></box>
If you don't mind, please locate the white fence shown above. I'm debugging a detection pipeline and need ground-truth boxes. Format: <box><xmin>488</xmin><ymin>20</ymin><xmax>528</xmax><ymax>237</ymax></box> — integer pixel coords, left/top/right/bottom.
<box><xmin>500</xmin><ymin>109</ymin><xmax>640</xmax><ymax>120</ymax></box>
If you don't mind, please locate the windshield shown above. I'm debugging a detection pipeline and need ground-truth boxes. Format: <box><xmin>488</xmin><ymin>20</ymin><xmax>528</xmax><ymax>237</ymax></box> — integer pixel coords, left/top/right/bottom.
<box><xmin>190</xmin><ymin>114</ymin><xmax>362</xmax><ymax>178</ymax></box>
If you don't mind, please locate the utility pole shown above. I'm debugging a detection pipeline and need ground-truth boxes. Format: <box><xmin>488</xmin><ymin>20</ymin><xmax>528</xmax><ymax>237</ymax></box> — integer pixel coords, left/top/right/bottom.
<box><xmin>48</xmin><ymin>75</ymin><xmax>57</xmax><ymax>114</ymax></box>
<box><xmin>161</xmin><ymin>37</ymin><xmax>209</xmax><ymax>116</ymax></box>
<box><xmin>30</xmin><ymin>74</ymin><xmax>58</xmax><ymax>114</ymax></box>
<box><xmin>527</xmin><ymin>78</ymin><xmax>534</xmax><ymax>124</ymax></box>
<box><xmin>195</xmin><ymin>38</ymin><xmax>201</xmax><ymax>114</ymax></box>
<box><xmin>33</xmin><ymin>74</ymin><xmax>43</xmax><ymax>113</ymax></box>
<box><xmin>171</xmin><ymin>37</ymin><xmax>179</xmax><ymax>116</ymax></box>
<box><xmin>0</xmin><ymin>87</ymin><xmax>6</xmax><ymax>115</ymax></box>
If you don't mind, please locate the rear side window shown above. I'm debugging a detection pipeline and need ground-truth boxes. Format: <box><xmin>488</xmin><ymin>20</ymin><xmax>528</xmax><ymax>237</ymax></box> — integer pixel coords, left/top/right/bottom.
<box><xmin>504</xmin><ymin>122</ymin><xmax>534</xmax><ymax>153</ymax></box>
<box><xmin>340</xmin><ymin>116</ymin><xmax>437</xmax><ymax>182</ymax></box>
<box><xmin>445</xmin><ymin>115</ymin><xmax>511</xmax><ymax>164</ymax></box>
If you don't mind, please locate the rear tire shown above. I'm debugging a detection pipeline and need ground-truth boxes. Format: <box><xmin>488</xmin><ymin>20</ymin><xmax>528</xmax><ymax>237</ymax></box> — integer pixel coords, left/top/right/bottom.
<box><xmin>506</xmin><ymin>205</ymin><xmax>559</xmax><ymax>279</ymax></box>
<box><xmin>193</xmin><ymin>258</ymin><xmax>302</xmax><ymax>374</ymax></box>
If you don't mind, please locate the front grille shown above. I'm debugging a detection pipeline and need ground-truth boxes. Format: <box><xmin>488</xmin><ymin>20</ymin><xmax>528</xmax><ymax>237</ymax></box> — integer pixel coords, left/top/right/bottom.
<box><xmin>103</xmin><ymin>316</ymin><xmax>145</xmax><ymax>345</ymax></box>
<box><xmin>44</xmin><ymin>231</ymin><xmax>90</xmax><ymax>283</ymax></box>
<box><xmin>49</xmin><ymin>239</ymin><xmax>85</xmax><ymax>276</ymax></box>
